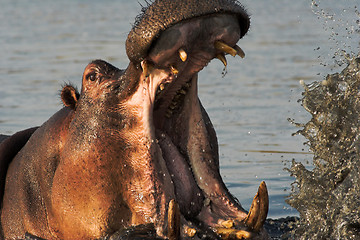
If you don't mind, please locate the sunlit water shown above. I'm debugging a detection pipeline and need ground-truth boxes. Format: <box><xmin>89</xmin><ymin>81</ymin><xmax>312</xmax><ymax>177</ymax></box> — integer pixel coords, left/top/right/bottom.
<box><xmin>0</xmin><ymin>0</ymin><xmax>358</xmax><ymax>220</ymax></box>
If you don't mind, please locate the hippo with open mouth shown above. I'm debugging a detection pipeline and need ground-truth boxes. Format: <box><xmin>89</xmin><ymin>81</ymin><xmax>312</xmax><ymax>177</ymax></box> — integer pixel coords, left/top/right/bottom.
<box><xmin>0</xmin><ymin>0</ymin><xmax>269</xmax><ymax>239</ymax></box>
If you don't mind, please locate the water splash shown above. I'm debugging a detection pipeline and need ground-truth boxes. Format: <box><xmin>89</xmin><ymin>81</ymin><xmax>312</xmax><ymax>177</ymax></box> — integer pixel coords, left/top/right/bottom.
<box><xmin>287</xmin><ymin>57</ymin><xmax>360</xmax><ymax>239</ymax></box>
<box><xmin>281</xmin><ymin>1</ymin><xmax>360</xmax><ymax>238</ymax></box>
<box><xmin>310</xmin><ymin>0</ymin><xmax>360</xmax><ymax>73</ymax></box>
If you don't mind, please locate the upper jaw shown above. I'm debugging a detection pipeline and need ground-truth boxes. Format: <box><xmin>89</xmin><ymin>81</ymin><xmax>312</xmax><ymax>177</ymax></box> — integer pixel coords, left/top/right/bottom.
<box><xmin>126</xmin><ymin>0</ymin><xmax>250</xmax><ymax>63</ymax></box>
<box><xmin>136</xmin><ymin>14</ymin><xmax>246</xmax><ymax>127</ymax></box>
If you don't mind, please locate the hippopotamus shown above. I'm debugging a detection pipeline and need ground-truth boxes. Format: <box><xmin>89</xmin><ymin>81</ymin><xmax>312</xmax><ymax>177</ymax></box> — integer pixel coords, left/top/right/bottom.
<box><xmin>0</xmin><ymin>0</ymin><xmax>269</xmax><ymax>239</ymax></box>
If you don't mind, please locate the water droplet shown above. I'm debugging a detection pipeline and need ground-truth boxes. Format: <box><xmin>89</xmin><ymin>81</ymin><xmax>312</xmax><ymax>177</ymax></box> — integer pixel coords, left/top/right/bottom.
<box><xmin>338</xmin><ymin>81</ymin><xmax>348</xmax><ymax>91</ymax></box>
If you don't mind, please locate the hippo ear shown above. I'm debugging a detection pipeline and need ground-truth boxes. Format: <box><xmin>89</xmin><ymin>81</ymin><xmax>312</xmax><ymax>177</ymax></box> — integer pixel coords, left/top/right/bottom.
<box><xmin>61</xmin><ymin>85</ymin><xmax>80</xmax><ymax>110</ymax></box>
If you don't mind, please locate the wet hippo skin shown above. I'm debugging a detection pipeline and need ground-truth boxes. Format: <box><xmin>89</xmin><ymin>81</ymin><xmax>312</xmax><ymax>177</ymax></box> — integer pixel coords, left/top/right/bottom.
<box><xmin>0</xmin><ymin>0</ymin><xmax>269</xmax><ymax>239</ymax></box>
<box><xmin>0</xmin><ymin>136</ymin><xmax>9</xmax><ymax>144</ymax></box>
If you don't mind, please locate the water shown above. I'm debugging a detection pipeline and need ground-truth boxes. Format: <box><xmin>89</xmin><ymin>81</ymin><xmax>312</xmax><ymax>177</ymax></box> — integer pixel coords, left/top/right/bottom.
<box><xmin>284</xmin><ymin>2</ymin><xmax>360</xmax><ymax>238</ymax></box>
<box><xmin>287</xmin><ymin>57</ymin><xmax>360</xmax><ymax>239</ymax></box>
<box><xmin>0</xmin><ymin>0</ymin><xmax>358</xmax><ymax>220</ymax></box>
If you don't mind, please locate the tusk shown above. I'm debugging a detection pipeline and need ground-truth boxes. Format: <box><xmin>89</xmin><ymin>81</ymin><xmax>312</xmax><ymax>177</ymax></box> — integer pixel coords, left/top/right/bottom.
<box><xmin>253</xmin><ymin>181</ymin><xmax>269</xmax><ymax>231</ymax></box>
<box><xmin>170</xmin><ymin>65</ymin><xmax>179</xmax><ymax>75</ymax></box>
<box><xmin>159</xmin><ymin>83</ymin><xmax>165</xmax><ymax>91</ymax></box>
<box><xmin>179</xmin><ymin>48</ymin><xmax>187</xmax><ymax>62</ymax></box>
<box><xmin>245</xmin><ymin>181</ymin><xmax>269</xmax><ymax>232</ymax></box>
<box><xmin>234</xmin><ymin>45</ymin><xmax>245</xmax><ymax>58</ymax></box>
<box><xmin>214</xmin><ymin>41</ymin><xmax>237</xmax><ymax>57</ymax></box>
<box><xmin>216</xmin><ymin>53</ymin><xmax>227</xmax><ymax>67</ymax></box>
<box><xmin>168</xmin><ymin>199</ymin><xmax>180</xmax><ymax>240</ymax></box>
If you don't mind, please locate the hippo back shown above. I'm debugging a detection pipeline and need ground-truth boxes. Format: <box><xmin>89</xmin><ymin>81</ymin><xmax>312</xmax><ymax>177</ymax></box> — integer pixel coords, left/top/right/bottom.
<box><xmin>0</xmin><ymin>127</ymin><xmax>38</xmax><ymax>208</ymax></box>
<box><xmin>0</xmin><ymin>135</ymin><xmax>9</xmax><ymax>144</ymax></box>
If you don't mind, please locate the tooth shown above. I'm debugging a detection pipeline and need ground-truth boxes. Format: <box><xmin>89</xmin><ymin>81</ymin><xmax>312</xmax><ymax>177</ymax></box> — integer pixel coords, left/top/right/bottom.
<box><xmin>184</xmin><ymin>226</ymin><xmax>196</xmax><ymax>237</ymax></box>
<box><xmin>179</xmin><ymin>48</ymin><xmax>187</xmax><ymax>62</ymax></box>
<box><xmin>168</xmin><ymin>199</ymin><xmax>180</xmax><ymax>240</ymax></box>
<box><xmin>214</xmin><ymin>227</ymin><xmax>232</xmax><ymax>239</ymax></box>
<box><xmin>179</xmin><ymin>89</ymin><xmax>187</xmax><ymax>95</ymax></box>
<box><xmin>220</xmin><ymin>220</ymin><xmax>234</xmax><ymax>229</ymax></box>
<box><xmin>169</xmin><ymin>103</ymin><xmax>176</xmax><ymax>110</ymax></box>
<box><xmin>253</xmin><ymin>181</ymin><xmax>269</xmax><ymax>231</ymax></box>
<box><xmin>216</xmin><ymin>53</ymin><xmax>227</xmax><ymax>67</ymax></box>
<box><xmin>214</xmin><ymin>41</ymin><xmax>237</xmax><ymax>57</ymax></box>
<box><xmin>140</xmin><ymin>60</ymin><xmax>152</xmax><ymax>78</ymax></box>
<box><xmin>165</xmin><ymin>109</ymin><xmax>172</xmax><ymax>118</ymax></box>
<box><xmin>160</xmin><ymin>83</ymin><xmax>165</xmax><ymax>90</ymax></box>
<box><xmin>245</xmin><ymin>181</ymin><xmax>269</xmax><ymax>232</ymax></box>
<box><xmin>235</xmin><ymin>230</ymin><xmax>252</xmax><ymax>239</ymax></box>
<box><xmin>234</xmin><ymin>45</ymin><xmax>245</xmax><ymax>58</ymax></box>
<box><xmin>214</xmin><ymin>228</ymin><xmax>252</xmax><ymax>239</ymax></box>
<box><xmin>170</xmin><ymin>65</ymin><xmax>179</xmax><ymax>75</ymax></box>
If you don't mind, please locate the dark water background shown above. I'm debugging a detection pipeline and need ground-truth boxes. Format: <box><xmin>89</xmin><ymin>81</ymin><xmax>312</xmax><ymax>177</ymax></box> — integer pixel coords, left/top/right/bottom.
<box><xmin>0</xmin><ymin>0</ymin><xmax>359</xmax><ymax>220</ymax></box>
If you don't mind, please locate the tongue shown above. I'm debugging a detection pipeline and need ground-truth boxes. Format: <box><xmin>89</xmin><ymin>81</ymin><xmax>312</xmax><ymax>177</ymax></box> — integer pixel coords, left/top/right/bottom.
<box><xmin>156</xmin><ymin>130</ymin><xmax>204</xmax><ymax>217</ymax></box>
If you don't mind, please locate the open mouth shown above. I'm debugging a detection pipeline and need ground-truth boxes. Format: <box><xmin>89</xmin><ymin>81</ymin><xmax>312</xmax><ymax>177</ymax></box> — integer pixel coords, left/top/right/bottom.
<box><xmin>133</xmin><ymin>14</ymin><xmax>249</xmax><ymax>219</ymax></box>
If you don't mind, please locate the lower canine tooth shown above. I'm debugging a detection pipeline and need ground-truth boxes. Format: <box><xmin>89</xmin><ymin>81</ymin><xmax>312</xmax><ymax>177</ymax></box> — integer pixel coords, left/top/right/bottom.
<box><xmin>160</xmin><ymin>83</ymin><xmax>165</xmax><ymax>90</ymax></box>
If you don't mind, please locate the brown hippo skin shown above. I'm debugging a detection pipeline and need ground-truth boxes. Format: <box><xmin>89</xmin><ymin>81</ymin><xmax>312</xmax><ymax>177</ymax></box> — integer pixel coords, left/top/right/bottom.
<box><xmin>0</xmin><ymin>0</ymin><xmax>269</xmax><ymax>239</ymax></box>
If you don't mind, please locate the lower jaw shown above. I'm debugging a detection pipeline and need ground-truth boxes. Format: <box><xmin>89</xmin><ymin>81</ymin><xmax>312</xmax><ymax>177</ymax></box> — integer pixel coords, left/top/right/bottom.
<box><xmin>156</xmin><ymin>128</ymin><xmax>204</xmax><ymax>217</ymax></box>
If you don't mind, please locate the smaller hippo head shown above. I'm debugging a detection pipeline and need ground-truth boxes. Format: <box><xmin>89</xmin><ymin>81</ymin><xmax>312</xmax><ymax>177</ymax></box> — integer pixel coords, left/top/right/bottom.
<box><xmin>54</xmin><ymin>0</ymin><xmax>266</xmax><ymax>238</ymax></box>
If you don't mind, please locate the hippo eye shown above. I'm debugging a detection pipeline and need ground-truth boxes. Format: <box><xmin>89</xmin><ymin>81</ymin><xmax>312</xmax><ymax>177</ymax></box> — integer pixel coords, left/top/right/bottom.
<box><xmin>87</xmin><ymin>72</ymin><xmax>97</xmax><ymax>82</ymax></box>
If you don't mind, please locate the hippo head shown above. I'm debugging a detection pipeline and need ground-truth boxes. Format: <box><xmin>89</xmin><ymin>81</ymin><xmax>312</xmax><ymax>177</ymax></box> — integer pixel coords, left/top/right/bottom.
<box><xmin>0</xmin><ymin>1</ymin><xmax>268</xmax><ymax>239</ymax></box>
<box><xmin>66</xmin><ymin>0</ymin><xmax>267</xmax><ymax>239</ymax></box>
<box><xmin>60</xmin><ymin>0</ymin><xmax>266</xmax><ymax>238</ymax></box>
